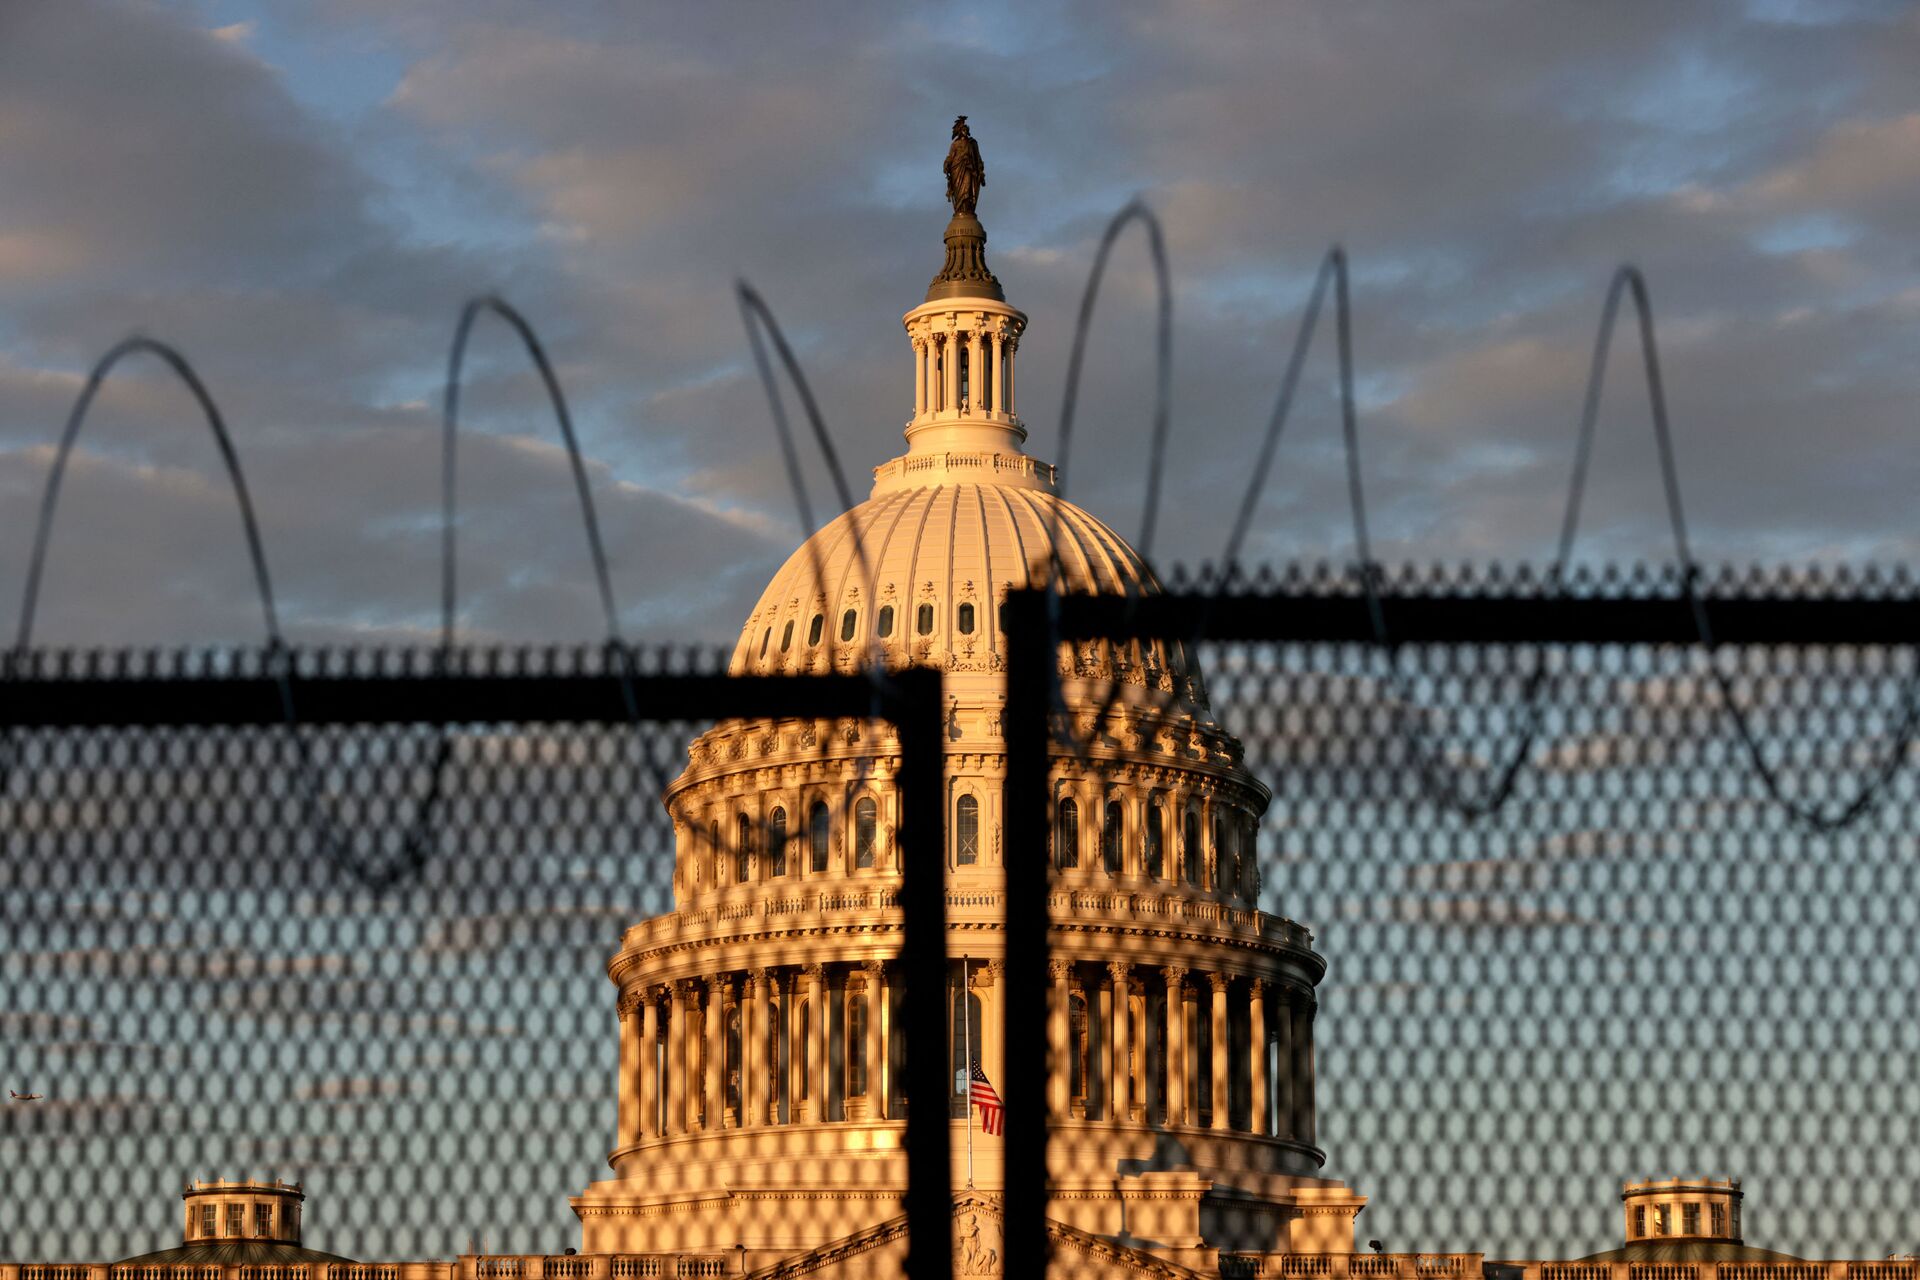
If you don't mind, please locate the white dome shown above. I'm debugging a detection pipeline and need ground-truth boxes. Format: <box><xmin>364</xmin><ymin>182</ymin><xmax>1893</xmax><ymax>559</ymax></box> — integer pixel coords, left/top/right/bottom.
<box><xmin>728</xmin><ymin>472</ymin><xmax>1161</xmax><ymax>678</ymax></box>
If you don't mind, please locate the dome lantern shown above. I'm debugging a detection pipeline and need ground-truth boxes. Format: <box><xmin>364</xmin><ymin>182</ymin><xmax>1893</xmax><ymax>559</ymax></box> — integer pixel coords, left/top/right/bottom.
<box><xmin>890</xmin><ymin>117</ymin><xmax>1031</xmax><ymax>484</ymax></box>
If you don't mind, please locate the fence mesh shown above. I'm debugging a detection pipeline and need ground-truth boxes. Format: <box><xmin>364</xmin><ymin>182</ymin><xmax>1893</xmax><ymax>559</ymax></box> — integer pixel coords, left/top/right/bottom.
<box><xmin>1023</xmin><ymin>566</ymin><xmax>1920</xmax><ymax>1274</ymax></box>
<box><xmin>1</xmin><ymin>647</ymin><xmax>711</xmax><ymax>1262</ymax></box>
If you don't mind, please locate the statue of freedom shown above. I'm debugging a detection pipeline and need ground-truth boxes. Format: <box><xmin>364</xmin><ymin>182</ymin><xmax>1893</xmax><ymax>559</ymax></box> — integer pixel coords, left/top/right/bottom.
<box><xmin>944</xmin><ymin>116</ymin><xmax>985</xmax><ymax>216</ymax></box>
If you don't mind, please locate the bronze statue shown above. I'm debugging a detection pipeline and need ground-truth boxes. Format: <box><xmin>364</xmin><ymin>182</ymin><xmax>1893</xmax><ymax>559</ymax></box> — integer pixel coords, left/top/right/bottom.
<box><xmin>944</xmin><ymin>116</ymin><xmax>985</xmax><ymax>216</ymax></box>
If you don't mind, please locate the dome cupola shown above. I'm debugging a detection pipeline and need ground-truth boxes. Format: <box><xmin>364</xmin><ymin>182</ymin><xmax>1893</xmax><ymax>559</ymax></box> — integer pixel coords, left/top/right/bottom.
<box><xmin>886</xmin><ymin>115</ymin><xmax>1033</xmax><ymax>490</ymax></box>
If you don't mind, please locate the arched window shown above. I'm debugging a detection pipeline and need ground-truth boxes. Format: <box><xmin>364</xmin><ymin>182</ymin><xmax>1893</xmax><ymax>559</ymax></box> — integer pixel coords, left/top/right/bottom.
<box><xmin>1055</xmin><ymin>798</ymin><xmax>1078</xmax><ymax>869</ymax></box>
<box><xmin>810</xmin><ymin>800</ymin><xmax>830</xmax><ymax>873</ymax></box>
<box><xmin>735</xmin><ymin>812</ymin><xmax>752</xmax><ymax>884</ymax></box>
<box><xmin>769</xmin><ymin>807</ymin><xmax>789</xmax><ymax>877</ymax></box>
<box><xmin>1102</xmin><ymin>801</ymin><xmax>1123</xmax><ymax>876</ymax></box>
<box><xmin>841</xmin><ymin>609</ymin><xmax>857</xmax><ymax>642</ymax></box>
<box><xmin>780</xmin><ymin>620</ymin><xmax>794</xmax><ymax>652</ymax></box>
<box><xmin>876</xmin><ymin>605</ymin><xmax>895</xmax><ymax>638</ymax></box>
<box><xmin>958</xmin><ymin>343</ymin><xmax>971</xmax><ymax>408</ymax></box>
<box><xmin>855</xmin><ymin>796</ymin><xmax>878</xmax><ymax>869</ymax></box>
<box><xmin>848</xmin><ymin>993</ymin><xmax>868</xmax><ymax>1098</ymax></box>
<box><xmin>957</xmin><ymin>602</ymin><xmax>975</xmax><ymax>634</ymax></box>
<box><xmin>709</xmin><ymin>820</ymin><xmax>722</xmax><ymax>887</ymax></box>
<box><xmin>956</xmin><ymin>794</ymin><xmax>980</xmax><ymax>865</ymax></box>
<box><xmin>808</xmin><ymin>614</ymin><xmax>824</xmax><ymax>646</ymax></box>
<box><xmin>1145</xmin><ymin>802</ymin><xmax>1165</xmax><ymax>879</ymax></box>
<box><xmin>1183</xmin><ymin>809</ymin><xmax>1201</xmax><ymax>886</ymax></box>
<box><xmin>917</xmin><ymin>603</ymin><xmax>935</xmax><ymax>636</ymax></box>
<box><xmin>981</xmin><ymin>346</ymin><xmax>993</xmax><ymax>412</ymax></box>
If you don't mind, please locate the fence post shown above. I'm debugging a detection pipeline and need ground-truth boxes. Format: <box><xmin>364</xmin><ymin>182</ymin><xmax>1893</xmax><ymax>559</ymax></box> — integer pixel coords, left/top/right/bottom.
<box><xmin>892</xmin><ymin>665</ymin><xmax>952</xmax><ymax>1280</ymax></box>
<box><xmin>1002</xmin><ymin>590</ymin><xmax>1055</xmax><ymax>1280</ymax></box>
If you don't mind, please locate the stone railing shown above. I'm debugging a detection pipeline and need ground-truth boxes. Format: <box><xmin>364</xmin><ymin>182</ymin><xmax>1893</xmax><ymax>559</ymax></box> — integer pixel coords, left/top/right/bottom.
<box><xmin>871</xmin><ymin>449</ymin><xmax>1056</xmax><ymax>489</ymax></box>
<box><xmin>455</xmin><ymin>1258</ymin><xmax>733</xmax><ymax>1280</ymax></box>
<box><xmin>4</xmin><ymin>1267</ymin><xmax>431</xmax><ymax>1280</ymax></box>
<box><xmin>1220</xmin><ymin>1254</ymin><xmax>1484</xmax><ymax>1279</ymax></box>
<box><xmin>1507</xmin><ymin>1262</ymin><xmax>1913</xmax><ymax>1280</ymax></box>
<box><xmin>618</xmin><ymin>879</ymin><xmax>1315</xmax><ymax>955</ymax></box>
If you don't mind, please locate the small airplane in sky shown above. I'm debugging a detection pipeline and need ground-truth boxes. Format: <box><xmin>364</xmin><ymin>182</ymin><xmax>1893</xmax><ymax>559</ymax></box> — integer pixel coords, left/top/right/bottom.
<box><xmin>8</xmin><ymin>1090</ymin><xmax>43</xmax><ymax>1101</ymax></box>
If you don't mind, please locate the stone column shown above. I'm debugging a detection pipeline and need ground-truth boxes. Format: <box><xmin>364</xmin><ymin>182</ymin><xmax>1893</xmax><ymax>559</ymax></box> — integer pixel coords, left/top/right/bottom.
<box><xmin>782</xmin><ymin>970</ymin><xmax>798</xmax><ymax>1124</ymax></box>
<box><xmin>667</xmin><ymin>982</ymin><xmax>689</xmax><ymax>1135</ymax></box>
<box><xmin>1273</xmin><ymin>992</ymin><xmax>1295</xmax><ymax>1140</ymax></box>
<box><xmin>1209</xmin><ymin>973</ymin><xmax>1230</xmax><ymax>1131</ymax></box>
<box><xmin>640</xmin><ymin>991</ymin><xmax>659</xmax><ymax>1139</ymax></box>
<box><xmin>968</xmin><ymin>328</ymin><xmax>983</xmax><ymax>413</ymax></box>
<box><xmin>1108</xmin><ymin>963</ymin><xmax>1131</xmax><ymax>1120</ymax></box>
<box><xmin>1163</xmin><ymin>966</ymin><xmax>1188</xmax><ymax>1126</ymax></box>
<box><xmin>913</xmin><ymin>338</ymin><xmax>926</xmax><ymax>417</ymax></box>
<box><xmin>878</xmin><ymin>963</ymin><xmax>895</xmax><ymax>1118</ymax></box>
<box><xmin>1095</xmin><ymin>971</ymin><xmax>1114</xmax><ymax>1121</ymax></box>
<box><xmin>705</xmin><ymin>975</ymin><xmax>726</xmax><ymax>1129</ymax></box>
<box><xmin>988</xmin><ymin>331</ymin><xmax>1003</xmax><ymax>415</ymax></box>
<box><xmin>746</xmin><ymin>969</ymin><xmax>769</xmax><ymax>1127</ymax></box>
<box><xmin>617</xmin><ymin>999</ymin><xmax>640</xmax><ymax>1148</ymax></box>
<box><xmin>1047</xmin><ymin>960</ymin><xmax>1072</xmax><ymax>1119</ymax></box>
<box><xmin>1249</xmin><ymin>980</ymin><xmax>1270</xmax><ymax>1137</ymax></box>
<box><xmin>863</xmin><ymin>961</ymin><xmax>886</xmax><ymax>1117</ymax></box>
<box><xmin>1290</xmin><ymin>996</ymin><xmax>1316</xmax><ymax>1146</ymax></box>
<box><xmin>806</xmin><ymin>963</ymin><xmax>828</xmax><ymax>1122</ymax></box>
<box><xmin>1005</xmin><ymin>338</ymin><xmax>1015</xmax><ymax>415</ymax></box>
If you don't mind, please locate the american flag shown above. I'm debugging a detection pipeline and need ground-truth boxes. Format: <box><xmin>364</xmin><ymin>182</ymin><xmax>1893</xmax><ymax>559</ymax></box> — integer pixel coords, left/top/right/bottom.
<box><xmin>969</xmin><ymin>1060</ymin><xmax>1003</xmax><ymax>1136</ymax></box>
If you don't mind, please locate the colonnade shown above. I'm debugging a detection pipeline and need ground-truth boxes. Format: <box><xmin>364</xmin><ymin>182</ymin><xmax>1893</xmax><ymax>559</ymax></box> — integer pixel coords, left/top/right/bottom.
<box><xmin>616</xmin><ymin>958</ymin><xmax>1315</xmax><ymax>1149</ymax></box>
<box><xmin>617</xmin><ymin>961</ymin><xmax>893</xmax><ymax>1147</ymax></box>
<box><xmin>1044</xmin><ymin>961</ymin><xmax>1316</xmax><ymax>1142</ymax></box>
<box><xmin>912</xmin><ymin>326</ymin><xmax>1015</xmax><ymax>418</ymax></box>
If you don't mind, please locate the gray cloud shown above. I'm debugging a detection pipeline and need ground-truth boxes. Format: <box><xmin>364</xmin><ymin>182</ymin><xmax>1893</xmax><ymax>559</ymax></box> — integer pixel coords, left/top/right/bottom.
<box><xmin>7</xmin><ymin>2</ymin><xmax>1919</xmax><ymax>656</ymax></box>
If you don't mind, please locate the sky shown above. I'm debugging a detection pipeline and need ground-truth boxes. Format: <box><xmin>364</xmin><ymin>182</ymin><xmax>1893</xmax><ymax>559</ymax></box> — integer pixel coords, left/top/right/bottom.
<box><xmin>6</xmin><ymin>1</ymin><xmax>1920</xmax><ymax>650</ymax></box>
<box><xmin>5</xmin><ymin>0</ymin><xmax>1920</xmax><ymax>1265</ymax></box>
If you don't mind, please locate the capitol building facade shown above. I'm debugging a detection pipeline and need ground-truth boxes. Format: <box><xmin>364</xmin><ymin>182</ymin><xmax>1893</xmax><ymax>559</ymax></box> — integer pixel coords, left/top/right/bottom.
<box><xmin>566</xmin><ymin>133</ymin><xmax>1362</xmax><ymax>1276</ymax></box>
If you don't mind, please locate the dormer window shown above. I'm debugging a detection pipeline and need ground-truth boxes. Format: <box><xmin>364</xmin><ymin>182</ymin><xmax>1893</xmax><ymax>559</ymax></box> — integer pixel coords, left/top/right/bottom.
<box><xmin>760</xmin><ymin>628</ymin><xmax>771</xmax><ymax>659</ymax></box>
<box><xmin>808</xmin><ymin>614</ymin><xmax>824</xmax><ymax>646</ymax></box>
<box><xmin>841</xmin><ymin>609</ymin><xmax>857</xmax><ymax>642</ymax></box>
<box><xmin>917</xmin><ymin>603</ymin><xmax>935</xmax><ymax>636</ymax></box>
<box><xmin>877</xmin><ymin>606</ymin><xmax>895</xmax><ymax>638</ymax></box>
<box><xmin>957</xmin><ymin>603</ymin><xmax>975</xmax><ymax>634</ymax></box>
<box><xmin>780</xmin><ymin>620</ymin><xmax>794</xmax><ymax>652</ymax></box>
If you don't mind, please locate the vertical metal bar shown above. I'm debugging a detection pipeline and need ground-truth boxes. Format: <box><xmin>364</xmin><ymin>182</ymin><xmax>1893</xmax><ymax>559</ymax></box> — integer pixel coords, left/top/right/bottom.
<box><xmin>1002</xmin><ymin>591</ymin><xmax>1054</xmax><ymax>1278</ymax></box>
<box><xmin>894</xmin><ymin>665</ymin><xmax>953</xmax><ymax>1280</ymax></box>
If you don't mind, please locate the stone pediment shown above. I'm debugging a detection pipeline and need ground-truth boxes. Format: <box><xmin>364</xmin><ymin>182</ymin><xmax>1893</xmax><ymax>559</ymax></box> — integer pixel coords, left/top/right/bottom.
<box><xmin>744</xmin><ymin>1191</ymin><xmax>1213</xmax><ymax>1280</ymax></box>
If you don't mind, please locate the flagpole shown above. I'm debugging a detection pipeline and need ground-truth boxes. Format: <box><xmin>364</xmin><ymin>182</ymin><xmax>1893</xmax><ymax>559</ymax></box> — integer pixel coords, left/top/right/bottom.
<box><xmin>962</xmin><ymin>954</ymin><xmax>974</xmax><ymax>1187</ymax></box>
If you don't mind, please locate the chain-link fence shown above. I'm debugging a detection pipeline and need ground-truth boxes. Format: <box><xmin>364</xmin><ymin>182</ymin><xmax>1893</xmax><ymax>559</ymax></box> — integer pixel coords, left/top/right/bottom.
<box><xmin>1</xmin><ymin>647</ymin><xmax>952</xmax><ymax>1276</ymax></box>
<box><xmin>8</xmin><ymin>568</ymin><xmax>1920</xmax><ymax>1280</ymax></box>
<box><xmin>1001</xmin><ymin>567</ymin><xmax>1920</xmax><ymax>1277</ymax></box>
